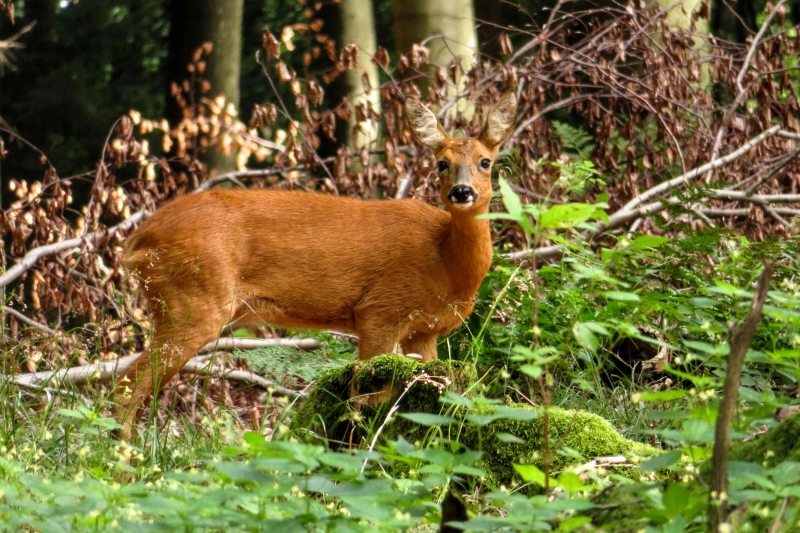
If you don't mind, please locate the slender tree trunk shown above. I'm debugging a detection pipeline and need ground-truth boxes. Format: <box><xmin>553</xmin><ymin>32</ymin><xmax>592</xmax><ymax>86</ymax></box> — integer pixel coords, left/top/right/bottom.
<box><xmin>393</xmin><ymin>0</ymin><xmax>477</xmax><ymax>103</ymax></box>
<box><xmin>340</xmin><ymin>0</ymin><xmax>380</xmax><ymax>150</ymax></box>
<box><xmin>166</xmin><ymin>0</ymin><xmax>243</xmax><ymax>174</ymax></box>
<box><xmin>317</xmin><ymin>0</ymin><xmax>380</xmax><ymax>151</ymax></box>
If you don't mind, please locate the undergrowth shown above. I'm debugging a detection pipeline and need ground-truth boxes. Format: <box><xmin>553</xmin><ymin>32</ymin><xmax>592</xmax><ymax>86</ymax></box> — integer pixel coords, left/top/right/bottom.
<box><xmin>2</xmin><ymin>191</ymin><xmax>800</xmax><ymax>531</ymax></box>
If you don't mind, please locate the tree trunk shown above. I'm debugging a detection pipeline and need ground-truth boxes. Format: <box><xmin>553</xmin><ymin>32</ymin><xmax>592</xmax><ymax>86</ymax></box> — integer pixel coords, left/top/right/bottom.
<box><xmin>393</xmin><ymin>0</ymin><xmax>477</xmax><ymax>102</ymax></box>
<box><xmin>316</xmin><ymin>0</ymin><xmax>381</xmax><ymax>152</ymax></box>
<box><xmin>166</xmin><ymin>0</ymin><xmax>243</xmax><ymax>174</ymax></box>
<box><xmin>340</xmin><ymin>0</ymin><xmax>380</xmax><ymax>150</ymax></box>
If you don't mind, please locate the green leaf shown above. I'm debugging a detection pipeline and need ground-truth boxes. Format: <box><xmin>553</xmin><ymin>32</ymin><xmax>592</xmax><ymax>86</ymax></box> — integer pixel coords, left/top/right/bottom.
<box><xmin>513</xmin><ymin>464</ymin><xmax>546</xmax><ymax>486</ymax></box>
<box><xmin>398</xmin><ymin>413</ymin><xmax>456</xmax><ymax>426</ymax></box>
<box><xmin>494</xmin><ymin>432</ymin><xmax>526</xmax><ymax>444</ymax></box>
<box><xmin>630</xmin><ymin>235</ymin><xmax>671</xmax><ymax>250</ymax></box>
<box><xmin>601</xmin><ymin>291</ymin><xmax>641</xmax><ymax>302</ymax></box>
<box><xmin>556</xmin><ymin>471</ymin><xmax>585</xmax><ymax>494</ymax></box>
<box><xmin>498</xmin><ymin>178</ymin><xmax>523</xmax><ymax>218</ymax></box>
<box><xmin>540</xmin><ymin>203</ymin><xmax>598</xmax><ymax>229</ymax></box>
<box><xmin>573</xmin><ymin>322</ymin><xmax>599</xmax><ymax>353</ymax></box>
<box><xmin>519</xmin><ymin>364</ymin><xmax>543</xmax><ymax>378</ymax></box>
<box><xmin>662</xmin><ymin>483</ymin><xmax>690</xmax><ymax>514</ymax></box>
<box><xmin>638</xmin><ymin>450</ymin><xmax>682</xmax><ymax>472</ymax></box>
<box><xmin>634</xmin><ymin>390</ymin><xmax>688</xmax><ymax>402</ymax></box>
<box><xmin>492</xmin><ymin>406</ymin><xmax>539</xmax><ymax>421</ymax></box>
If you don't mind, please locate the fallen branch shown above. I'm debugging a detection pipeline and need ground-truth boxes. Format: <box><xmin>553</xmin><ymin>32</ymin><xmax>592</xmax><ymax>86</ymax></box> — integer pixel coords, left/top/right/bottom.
<box><xmin>199</xmin><ymin>337</ymin><xmax>321</xmax><ymax>353</ymax></box>
<box><xmin>181</xmin><ymin>359</ymin><xmax>304</xmax><ymax>398</ymax></box>
<box><xmin>6</xmin><ymin>353</ymin><xmax>142</xmax><ymax>387</ymax></box>
<box><xmin>709</xmin><ymin>264</ymin><xmax>773</xmax><ymax>529</ymax></box>
<box><xmin>4</xmin><ymin>336</ymin><xmax>320</xmax><ymax>391</ymax></box>
<box><xmin>3</xmin><ymin>351</ymin><xmax>304</xmax><ymax>398</ymax></box>
<box><xmin>619</xmin><ymin>125</ymin><xmax>781</xmax><ymax>214</ymax></box>
<box><xmin>1</xmin><ymin>306</ymin><xmax>58</xmax><ymax>336</ymax></box>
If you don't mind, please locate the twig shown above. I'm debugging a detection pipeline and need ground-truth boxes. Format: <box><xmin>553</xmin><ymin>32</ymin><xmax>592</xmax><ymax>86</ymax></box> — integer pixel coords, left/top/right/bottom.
<box><xmin>709</xmin><ymin>264</ymin><xmax>773</xmax><ymax>529</ymax></box>
<box><xmin>1</xmin><ymin>306</ymin><xmax>58</xmax><ymax>336</ymax></box>
<box><xmin>394</xmin><ymin>172</ymin><xmax>414</xmax><ymax>199</ymax></box>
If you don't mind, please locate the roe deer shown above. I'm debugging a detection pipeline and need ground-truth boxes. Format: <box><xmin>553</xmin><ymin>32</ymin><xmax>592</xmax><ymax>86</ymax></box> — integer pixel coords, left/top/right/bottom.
<box><xmin>114</xmin><ymin>92</ymin><xmax>517</xmax><ymax>440</ymax></box>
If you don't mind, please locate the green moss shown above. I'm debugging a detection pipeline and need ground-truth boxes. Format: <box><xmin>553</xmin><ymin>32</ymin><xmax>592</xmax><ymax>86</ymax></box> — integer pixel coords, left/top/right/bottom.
<box><xmin>465</xmin><ymin>406</ymin><xmax>658</xmax><ymax>489</ymax></box>
<box><xmin>289</xmin><ymin>355</ymin><xmax>475</xmax><ymax>445</ymax></box>
<box><xmin>729</xmin><ymin>412</ymin><xmax>800</xmax><ymax>467</ymax></box>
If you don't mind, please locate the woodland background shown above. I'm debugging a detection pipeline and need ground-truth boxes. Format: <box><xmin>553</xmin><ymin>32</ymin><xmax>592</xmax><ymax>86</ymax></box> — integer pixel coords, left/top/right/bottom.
<box><xmin>2</xmin><ymin>0</ymin><xmax>800</xmax><ymax>532</ymax></box>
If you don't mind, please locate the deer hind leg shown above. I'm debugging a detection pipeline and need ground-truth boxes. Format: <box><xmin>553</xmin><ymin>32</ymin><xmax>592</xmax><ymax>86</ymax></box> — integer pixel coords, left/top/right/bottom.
<box><xmin>115</xmin><ymin>295</ymin><xmax>229</xmax><ymax>442</ymax></box>
<box><xmin>400</xmin><ymin>332</ymin><xmax>439</xmax><ymax>362</ymax></box>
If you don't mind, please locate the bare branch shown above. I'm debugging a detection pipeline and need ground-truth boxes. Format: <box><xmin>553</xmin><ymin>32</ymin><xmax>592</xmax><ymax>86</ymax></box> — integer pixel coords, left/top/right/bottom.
<box><xmin>198</xmin><ymin>337</ymin><xmax>321</xmax><ymax>353</ymax></box>
<box><xmin>619</xmin><ymin>125</ymin><xmax>781</xmax><ymax>214</ymax></box>
<box><xmin>0</xmin><ymin>210</ymin><xmax>150</xmax><ymax>289</ymax></box>
<box><xmin>2</xmin><ymin>306</ymin><xmax>58</xmax><ymax>336</ymax></box>
<box><xmin>181</xmin><ymin>359</ymin><xmax>305</xmax><ymax>398</ymax></box>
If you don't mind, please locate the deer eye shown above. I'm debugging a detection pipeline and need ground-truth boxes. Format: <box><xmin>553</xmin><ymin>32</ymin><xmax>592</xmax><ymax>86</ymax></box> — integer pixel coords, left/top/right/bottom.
<box><xmin>480</xmin><ymin>158</ymin><xmax>491</xmax><ymax>170</ymax></box>
<box><xmin>437</xmin><ymin>161</ymin><xmax>449</xmax><ymax>173</ymax></box>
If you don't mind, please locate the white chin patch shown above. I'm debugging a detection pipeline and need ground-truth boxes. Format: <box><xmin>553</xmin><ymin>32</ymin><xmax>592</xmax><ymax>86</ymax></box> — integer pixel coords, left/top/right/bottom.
<box><xmin>452</xmin><ymin>200</ymin><xmax>474</xmax><ymax>209</ymax></box>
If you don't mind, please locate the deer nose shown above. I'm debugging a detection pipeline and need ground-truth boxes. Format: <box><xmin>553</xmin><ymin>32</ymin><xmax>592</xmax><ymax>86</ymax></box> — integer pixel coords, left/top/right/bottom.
<box><xmin>448</xmin><ymin>185</ymin><xmax>477</xmax><ymax>205</ymax></box>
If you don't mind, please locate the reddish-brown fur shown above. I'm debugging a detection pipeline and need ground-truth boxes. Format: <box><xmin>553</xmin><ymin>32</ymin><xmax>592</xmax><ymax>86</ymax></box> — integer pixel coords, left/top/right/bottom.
<box><xmin>114</xmin><ymin>93</ymin><xmax>517</xmax><ymax>440</ymax></box>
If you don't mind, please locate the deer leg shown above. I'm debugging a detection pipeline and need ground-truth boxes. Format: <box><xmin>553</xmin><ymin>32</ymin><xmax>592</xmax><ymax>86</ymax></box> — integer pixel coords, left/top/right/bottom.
<box><xmin>400</xmin><ymin>333</ymin><xmax>439</xmax><ymax>362</ymax></box>
<box><xmin>354</xmin><ymin>311</ymin><xmax>400</xmax><ymax>360</ymax></box>
<box><xmin>115</xmin><ymin>302</ymin><xmax>226</xmax><ymax>441</ymax></box>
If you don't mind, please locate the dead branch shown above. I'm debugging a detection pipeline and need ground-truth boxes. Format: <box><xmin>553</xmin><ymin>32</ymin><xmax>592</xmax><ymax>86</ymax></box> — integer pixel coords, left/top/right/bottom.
<box><xmin>0</xmin><ymin>210</ymin><xmax>150</xmax><ymax>289</ymax></box>
<box><xmin>181</xmin><ymin>358</ymin><xmax>304</xmax><ymax>398</ymax></box>
<box><xmin>619</xmin><ymin>125</ymin><xmax>781</xmax><ymax>214</ymax></box>
<box><xmin>1</xmin><ymin>306</ymin><xmax>57</xmax><ymax>336</ymax></box>
<box><xmin>709</xmin><ymin>264</ymin><xmax>773</xmax><ymax>529</ymax></box>
<box><xmin>198</xmin><ymin>337</ymin><xmax>321</xmax><ymax>353</ymax></box>
<box><xmin>4</xmin><ymin>349</ymin><xmax>306</xmax><ymax>398</ymax></box>
<box><xmin>704</xmin><ymin>0</ymin><xmax>787</xmax><ymax>183</ymax></box>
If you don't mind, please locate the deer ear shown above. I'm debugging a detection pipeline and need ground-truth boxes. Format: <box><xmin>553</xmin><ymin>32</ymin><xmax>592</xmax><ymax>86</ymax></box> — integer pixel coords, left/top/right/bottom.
<box><xmin>479</xmin><ymin>92</ymin><xmax>517</xmax><ymax>148</ymax></box>
<box><xmin>405</xmin><ymin>98</ymin><xmax>448</xmax><ymax>151</ymax></box>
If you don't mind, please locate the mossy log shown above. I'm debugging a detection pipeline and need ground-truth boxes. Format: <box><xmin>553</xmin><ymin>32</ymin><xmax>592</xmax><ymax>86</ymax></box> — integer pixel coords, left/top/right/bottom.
<box><xmin>289</xmin><ymin>355</ymin><xmax>476</xmax><ymax>445</ymax></box>
<box><xmin>290</xmin><ymin>355</ymin><xmax>658</xmax><ymax>487</ymax></box>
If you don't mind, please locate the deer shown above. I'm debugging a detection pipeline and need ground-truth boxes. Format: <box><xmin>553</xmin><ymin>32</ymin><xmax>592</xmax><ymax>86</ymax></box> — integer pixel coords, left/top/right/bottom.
<box><xmin>114</xmin><ymin>92</ymin><xmax>517</xmax><ymax>440</ymax></box>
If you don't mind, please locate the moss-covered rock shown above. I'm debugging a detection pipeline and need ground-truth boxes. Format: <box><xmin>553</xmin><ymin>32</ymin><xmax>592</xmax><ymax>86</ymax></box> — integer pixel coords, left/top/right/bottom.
<box><xmin>464</xmin><ymin>406</ymin><xmax>658</xmax><ymax>489</ymax></box>
<box><xmin>290</xmin><ymin>355</ymin><xmax>658</xmax><ymax>490</ymax></box>
<box><xmin>728</xmin><ymin>411</ymin><xmax>800</xmax><ymax>466</ymax></box>
<box><xmin>289</xmin><ymin>355</ymin><xmax>475</xmax><ymax>445</ymax></box>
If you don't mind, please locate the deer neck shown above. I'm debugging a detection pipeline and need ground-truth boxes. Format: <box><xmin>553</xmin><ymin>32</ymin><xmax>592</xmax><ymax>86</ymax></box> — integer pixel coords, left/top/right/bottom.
<box><xmin>443</xmin><ymin>208</ymin><xmax>493</xmax><ymax>296</ymax></box>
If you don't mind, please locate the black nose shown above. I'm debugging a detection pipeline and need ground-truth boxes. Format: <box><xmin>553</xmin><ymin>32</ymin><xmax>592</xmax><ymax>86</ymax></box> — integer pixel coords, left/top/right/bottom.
<box><xmin>448</xmin><ymin>185</ymin><xmax>477</xmax><ymax>204</ymax></box>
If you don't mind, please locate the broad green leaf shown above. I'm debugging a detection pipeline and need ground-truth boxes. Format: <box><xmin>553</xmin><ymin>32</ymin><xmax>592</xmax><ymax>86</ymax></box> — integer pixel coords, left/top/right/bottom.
<box><xmin>556</xmin><ymin>471</ymin><xmax>585</xmax><ymax>493</ymax></box>
<box><xmin>513</xmin><ymin>464</ymin><xmax>546</xmax><ymax>486</ymax></box>
<box><xmin>634</xmin><ymin>390</ymin><xmax>688</xmax><ymax>402</ymax></box>
<box><xmin>540</xmin><ymin>203</ymin><xmax>598</xmax><ymax>229</ymax></box>
<box><xmin>495</xmin><ymin>432</ymin><xmax>526</xmax><ymax>444</ymax></box>
<box><xmin>631</xmin><ymin>235</ymin><xmax>671</xmax><ymax>249</ymax></box>
<box><xmin>398</xmin><ymin>413</ymin><xmax>456</xmax><ymax>426</ymax></box>
<box><xmin>601</xmin><ymin>291</ymin><xmax>640</xmax><ymax>302</ymax></box>
<box><xmin>573</xmin><ymin>322</ymin><xmax>599</xmax><ymax>353</ymax></box>
<box><xmin>498</xmin><ymin>178</ymin><xmax>523</xmax><ymax>218</ymax></box>
<box><xmin>638</xmin><ymin>450</ymin><xmax>682</xmax><ymax>472</ymax></box>
<box><xmin>519</xmin><ymin>364</ymin><xmax>543</xmax><ymax>378</ymax></box>
<box><xmin>492</xmin><ymin>406</ymin><xmax>539</xmax><ymax>421</ymax></box>
<box><xmin>662</xmin><ymin>483</ymin><xmax>690</xmax><ymax>514</ymax></box>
